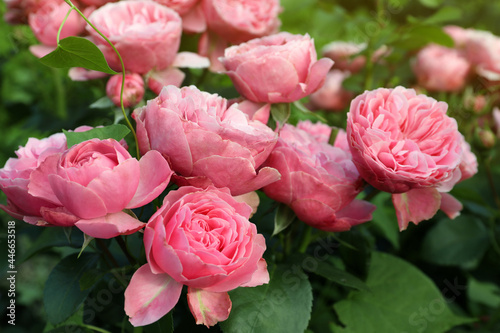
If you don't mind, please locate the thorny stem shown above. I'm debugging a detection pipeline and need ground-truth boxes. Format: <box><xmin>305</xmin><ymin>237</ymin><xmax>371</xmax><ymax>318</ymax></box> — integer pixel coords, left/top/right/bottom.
<box><xmin>63</xmin><ymin>0</ymin><xmax>140</xmax><ymax>158</ymax></box>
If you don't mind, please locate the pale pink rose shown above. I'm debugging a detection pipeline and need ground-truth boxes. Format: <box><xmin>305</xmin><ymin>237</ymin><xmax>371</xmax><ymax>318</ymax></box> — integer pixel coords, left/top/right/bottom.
<box><xmin>463</xmin><ymin>29</ymin><xmax>500</xmax><ymax>80</ymax></box>
<box><xmin>133</xmin><ymin>85</ymin><xmax>280</xmax><ymax>196</ymax></box>
<box><xmin>444</xmin><ymin>25</ymin><xmax>469</xmax><ymax>47</ymax></box>
<box><xmin>295</xmin><ymin>119</ymin><xmax>332</xmax><ymax>144</ymax></box>
<box><xmin>220</xmin><ymin>32</ymin><xmax>334</xmax><ymax>104</ymax></box>
<box><xmin>68</xmin><ymin>67</ymin><xmax>109</xmax><ymax>81</ymax></box>
<box><xmin>458</xmin><ymin>135</ymin><xmax>478</xmax><ymax>182</ymax></box>
<box><xmin>79</xmin><ymin>0</ymin><xmax>115</xmax><ymax>7</ymax></box>
<box><xmin>28</xmin><ymin>139</ymin><xmax>173</xmax><ymax>238</ymax></box>
<box><xmin>203</xmin><ymin>0</ymin><xmax>281</xmax><ymax>44</ymax></box>
<box><xmin>29</xmin><ymin>0</ymin><xmax>85</xmax><ymax>46</ymax></box>
<box><xmin>124</xmin><ymin>186</ymin><xmax>269</xmax><ymax>327</ymax></box>
<box><xmin>322</xmin><ymin>41</ymin><xmax>366</xmax><ymax>73</ymax></box>
<box><xmin>87</xmin><ymin>1</ymin><xmax>182</xmax><ymax>74</ymax></box>
<box><xmin>308</xmin><ymin>70</ymin><xmax>354</xmax><ymax>111</ymax></box>
<box><xmin>412</xmin><ymin>44</ymin><xmax>470</xmax><ymax>92</ymax></box>
<box><xmin>152</xmin><ymin>0</ymin><xmax>198</xmax><ymax>15</ymax></box>
<box><xmin>106</xmin><ymin>74</ymin><xmax>145</xmax><ymax>108</ymax></box>
<box><xmin>262</xmin><ymin>121</ymin><xmax>375</xmax><ymax>232</ymax></box>
<box><xmin>347</xmin><ymin>86</ymin><xmax>463</xmax><ymax>193</ymax></box>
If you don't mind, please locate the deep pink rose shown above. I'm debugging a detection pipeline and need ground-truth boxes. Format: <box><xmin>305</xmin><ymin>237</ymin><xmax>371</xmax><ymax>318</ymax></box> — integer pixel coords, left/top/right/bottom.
<box><xmin>87</xmin><ymin>1</ymin><xmax>182</xmax><ymax>74</ymax></box>
<box><xmin>106</xmin><ymin>73</ymin><xmax>145</xmax><ymax>108</ymax></box>
<box><xmin>347</xmin><ymin>86</ymin><xmax>463</xmax><ymax>193</ymax></box>
<box><xmin>262</xmin><ymin>121</ymin><xmax>375</xmax><ymax>232</ymax></box>
<box><xmin>29</xmin><ymin>0</ymin><xmax>85</xmax><ymax>46</ymax></box>
<box><xmin>412</xmin><ymin>44</ymin><xmax>470</xmax><ymax>92</ymax></box>
<box><xmin>133</xmin><ymin>85</ymin><xmax>280</xmax><ymax>196</ymax></box>
<box><xmin>322</xmin><ymin>41</ymin><xmax>366</xmax><ymax>74</ymax></box>
<box><xmin>203</xmin><ymin>0</ymin><xmax>281</xmax><ymax>44</ymax></box>
<box><xmin>28</xmin><ymin>138</ymin><xmax>173</xmax><ymax>238</ymax></box>
<box><xmin>308</xmin><ymin>70</ymin><xmax>354</xmax><ymax>111</ymax></box>
<box><xmin>124</xmin><ymin>186</ymin><xmax>268</xmax><ymax>327</ymax></box>
<box><xmin>220</xmin><ymin>32</ymin><xmax>334</xmax><ymax>103</ymax></box>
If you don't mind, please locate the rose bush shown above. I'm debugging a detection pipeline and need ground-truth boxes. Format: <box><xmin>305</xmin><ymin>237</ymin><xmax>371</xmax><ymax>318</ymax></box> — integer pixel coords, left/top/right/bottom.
<box><xmin>124</xmin><ymin>186</ymin><xmax>268</xmax><ymax>327</ymax></box>
<box><xmin>133</xmin><ymin>85</ymin><xmax>280</xmax><ymax>195</ymax></box>
<box><xmin>220</xmin><ymin>32</ymin><xmax>333</xmax><ymax>103</ymax></box>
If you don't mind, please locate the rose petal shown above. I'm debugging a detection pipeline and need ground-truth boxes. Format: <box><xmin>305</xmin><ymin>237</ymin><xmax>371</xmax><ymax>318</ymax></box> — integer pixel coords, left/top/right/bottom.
<box><xmin>439</xmin><ymin>192</ymin><xmax>463</xmax><ymax>219</ymax></box>
<box><xmin>125</xmin><ymin>264</ymin><xmax>183</xmax><ymax>327</ymax></box>
<box><xmin>187</xmin><ymin>288</ymin><xmax>232</xmax><ymax>327</ymax></box>
<box><xmin>173</xmin><ymin>52</ymin><xmax>210</xmax><ymax>68</ymax></box>
<box><xmin>240</xmin><ymin>258</ymin><xmax>269</xmax><ymax>287</ymax></box>
<box><xmin>392</xmin><ymin>187</ymin><xmax>442</xmax><ymax>231</ymax></box>
<box><xmin>75</xmin><ymin>211</ymin><xmax>145</xmax><ymax>239</ymax></box>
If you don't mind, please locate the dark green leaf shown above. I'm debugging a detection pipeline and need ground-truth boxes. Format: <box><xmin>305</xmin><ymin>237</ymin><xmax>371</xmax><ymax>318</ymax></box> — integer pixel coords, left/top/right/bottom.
<box><xmin>272</xmin><ymin>203</ymin><xmax>296</xmax><ymax>236</ymax></box>
<box><xmin>63</xmin><ymin>124</ymin><xmax>130</xmax><ymax>147</ymax></box>
<box><xmin>79</xmin><ymin>268</ymin><xmax>105</xmax><ymax>291</ymax></box>
<box><xmin>421</xmin><ymin>215</ymin><xmax>489</xmax><ymax>268</ymax></box>
<box><xmin>44</xmin><ymin>253</ymin><xmax>99</xmax><ymax>324</ymax></box>
<box><xmin>332</xmin><ymin>252</ymin><xmax>473</xmax><ymax>333</ymax></box>
<box><xmin>40</xmin><ymin>36</ymin><xmax>117</xmax><ymax>74</ymax></box>
<box><xmin>370</xmin><ymin>191</ymin><xmax>400</xmax><ymax>249</ymax></box>
<box><xmin>220</xmin><ymin>264</ymin><xmax>313</xmax><ymax>333</ymax></box>
<box><xmin>467</xmin><ymin>277</ymin><xmax>500</xmax><ymax>308</ymax></box>
<box><xmin>297</xmin><ymin>254</ymin><xmax>370</xmax><ymax>291</ymax></box>
<box><xmin>423</xmin><ymin>6</ymin><xmax>462</xmax><ymax>25</ymax></box>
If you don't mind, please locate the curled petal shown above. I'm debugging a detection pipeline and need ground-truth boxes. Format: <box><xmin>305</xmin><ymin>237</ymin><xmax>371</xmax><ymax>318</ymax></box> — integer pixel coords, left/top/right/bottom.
<box><xmin>392</xmin><ymin>188</ymin><xmax>441</xmax><ymax>231</ymax></box>
<box><xmin>75</xmin><ymin>211</ymin><xmax>145</xmax><ymax>239</ymax></box>
<box><xmin>240</xmin><ymin>258</ymin><xmax>269</xmax><ymax>287</ymax></box>
<box><xmin>439</xmin><ymin>192</ymin><xmax>463</xmax><ymax>219</ymax></box>
<box><xmin>187</xmin><ymin>288</ymin><xmax>232</xmax><ymax>327</ymax></box>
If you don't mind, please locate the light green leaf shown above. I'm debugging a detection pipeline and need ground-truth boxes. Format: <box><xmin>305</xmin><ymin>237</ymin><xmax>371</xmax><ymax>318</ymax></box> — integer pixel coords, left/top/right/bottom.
<box><xmin>392</xmin><ymin>25</ymin><xmax>454</xmax><ymax>50</ymax></box>
<box><xmin>419</xmin><ymin>0</ymin><xmax>444</xmax><ymax>8</ymax></box>
<box><xmin>332</xmin><ymin>252</ymin><xmax>473</xmax><ymax>333</ymax></box>
<box><xmin>40</xmin><ymin>36</ymin><xmax>117</xmax><ymax>74</ymax></box>
<box><xmin>44</xmin><ymin>253</ymin><xmax>99</xmax><ymax>324</ymax></box>
<box><xmin>467</xmin><ymin>277</ymin><xmax>500</xmax><ymax>308</ymax></box>
<box><xmin>89</xmin><ymin>96</ymin><xmax>114</xmax><ymax>109</ymax></box>
<box><xmin>423</xmin><ymin>6</ymin><xmax>462</xmax><ymax>25</ymax></box>
<box><xmin>220</xmin><ymin>264</ymin><xmax>313</xmax><ymax>333</ymax></box>
<box><xmin>270</xmin><ymin>103</ymin><xmax>291</xmax><ymax>130</ymax></box>
<box><xmin>63</xmin><ymin>124</ymin><xmax>130</xmax><ymax>148</ymax></box>
<box><xmin>420</xmin><ymin>215</ymin><xmax>489</xmax><ymax>269</ymax></box>
<box><xmin>272</xmin><ymin>203</ymin><xmax>296</xmax><ymax>236</ymax></box>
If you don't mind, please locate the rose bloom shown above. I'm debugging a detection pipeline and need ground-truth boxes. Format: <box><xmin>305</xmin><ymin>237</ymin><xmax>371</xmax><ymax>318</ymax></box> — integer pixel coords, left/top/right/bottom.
<box><xmin>87</xmin><ymin>1</ymin><xmax>182</xmax><ymax>74</ymax></box>
<box><xmin>27</xmin><ymin>138</ymin><xmax>172</xmax><ymax>238</ymax></box>
<box><xmin>463</xmin><ymin>29</ymin><xmax>500</xmax><ymax>80</ymax></box>
<box><xmin>262</xmin><ymin>121</ymin><xmax>375</xmax><ymax>232</ymax></box>
<box><xmin>152</xmin><ymin>0</ymin><xmax>198</xmax><ymax>15</ymax></box>
<box><xmin>133</xmin><ymin>85</ymin><xmax>280</xmax><ymax>196</ymax></box>
<box><xmin>308</xmin><ymin>70</ymin><xmax>354</xmax><ymax>111</ymax></box>
<box><xmin>29</xmin><ymin>0</ymin><xmax>85</xmax><ymax>46</ymax></box>
<box><xmin>220</xmin><ymin>32</ymin><xmax>333</xmax><ymax>104</ymax></box>
<box><xmin>124</xmin><ymin>186</ymin><xmax>268</xmax><ymax>327</ymax></box>
<box><xmin>106</xmin><ymin>73</ymin><xmax>145</xmax><ymax>108</ymax></box>
<box><xmin>322</xmin><ymin>41</ymin><xmax>366</xmax><ymax>73</ymax></box>
<box><xmin>203</xmin><ymin>0</ymin><xmax>281</xmax><ymax>44</ymax></box>
<box><xmin>347</xmin><ymin>86</ymin><xmax>463</xmax><ymax>193</ymax></box>
<box><xmin>412</xmin><ymin>44</ymin><xmax>470</xmax><ymax>92</ymax></box>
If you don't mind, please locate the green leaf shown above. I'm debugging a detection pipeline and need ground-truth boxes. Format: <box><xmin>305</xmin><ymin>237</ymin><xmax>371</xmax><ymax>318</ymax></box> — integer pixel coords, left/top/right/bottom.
<box><xmin>392</xmin><ymin>25</ymin><xmax>454</xmax><ymax>50</ymax></box>
<box><xmin>78</xmin><ymin>234</ymin><xmax>94</xmax><ymax>258</ymax></box>
<box><xmin>89</xmin><ymin>96</ymin><xmax>114</xmax><ymax>109</ymax></box>
<box><xmin>332</xmin><ymin>252</ymin><xmax>473</xmax><ymax>333</ymax></box>
<box><xmin>272</xmin><ymin>203</ymin><xmax>296</xmax><ymax>236</ymax></box>
<box><xmin>297</xmin><ymin>254</ymin><xmax>370</xmax><ymax>291</ymax></box>
<box><xmin>40</xmin><ymin>36</ymin><xmax>117</xmax><ymax>74</ymax></box>
<box><xmin>220</xmin><ymin>264</ymin><xmax>313</xmax><ymax>333</ymax></box>
<box><xmin>270</xmin><ymin>103</ymin><xmax>291</xmax><ymax>130</ymax></box>
<box><xmin>418</xmin><ymin>0</ymin><xmax>443</xmax><ymax>8</ymax></box>
<box><xmin>370</xmin><ymin>191</ymin><xmax>400</xmax><ymax>249</ymax></box>
<box><xmin>422</xmin><ymin>6</ymin><xmax>462</xmax><ymax>25</ymax></box>
<box><xmin>79</xmin><ymin>268</ymin><xmax>105</xmax><ymax>291</ymax></box>
<box><xmin>420</xmin><ymin>215</ymin><xmax>489</xmax><ymax>269</ymax></box>
<box><xmin>44</xmin><ymin>253</ymin><xmax>99</xmax><ymax>324</ymax></box>
<box><xmin>63</xmin><ymin>124</ymin><xmax>130</xmax><ymax>148</ymax></box>
<box><xmin>468</xmin><ymin>277</ymin><xmax>500</xmax><ymax>309</ymax></box>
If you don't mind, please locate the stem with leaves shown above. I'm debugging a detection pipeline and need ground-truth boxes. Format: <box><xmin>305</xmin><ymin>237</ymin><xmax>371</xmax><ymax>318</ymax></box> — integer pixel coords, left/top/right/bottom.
<box><xmin>61</xmin><ymin>0</ymin><xmax>140</xmax><ymax>157</ymax></box>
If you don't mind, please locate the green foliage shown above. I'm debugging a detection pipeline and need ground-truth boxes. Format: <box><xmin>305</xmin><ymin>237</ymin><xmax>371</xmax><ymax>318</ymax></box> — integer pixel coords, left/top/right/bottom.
<box><xmin>332</xmin><ymin>252</ymin><xmax>473</xmax><ymax>333</ymax></box>
<box><xmin>63</xmin><ymin>124</ymin><xmax>130</xmax><ymax>147</ymax></box>
<box><xmin>221</xmin><ymin>265</ymin><xmax>313</xmax><ymax>333</ymax></box>
<box><xmin>273</xmin><ymin>204</ymin><xmax>296</xmax><ymax>236</ymax></box>
<box><xmin>40</xmin><ymin>37</ymin><xmax>117</xmax><ymax>74</ymax></box>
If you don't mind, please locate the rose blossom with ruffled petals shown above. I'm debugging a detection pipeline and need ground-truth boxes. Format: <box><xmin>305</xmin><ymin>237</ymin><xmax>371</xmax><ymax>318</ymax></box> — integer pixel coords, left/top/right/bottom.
<box><xmin>203</xmin><ymin>0</ymin><xmax>281</xmax><ymax>44</ymax></box>
<box><xmin>220</xmin><ymin>32</ymin><xmax>333</xmax><ymax>104</ymax></box>
<box><xmin>106</xmin><ymin>74</ymin><xmax>145</xmax><ymax>108</ymax></box>
<box><xmin>322</xmin><ymin>41</ymin><xmax>366</xmax><ymax>73</ymax></box>
<box><xmin>124</xmin><ymin>186</ymin><xmax>268</xmax><ymax>327</ymax></box>
<box><xmin>309</xmin><ymin>70</ymin><xmax>354</xmax><ymax>111</ymax></box>
<box><xmin>29</xmin><ymin>0</ymin><xmax>85</xmax><ymax>46</ymax></box>
<box><xmin>133</xmin><ymin>85</ymin><xmax>280</xmax><ymax>196</ymax></box>
<box><xmin>87</xmin><ymin>1</ymin><xmax>182</xmax><ymax>74</ymax></box>
<box><xmin>27</xmin><ymin>138</ymin><xmax>173</xmax><ymax>238</ymax></box>
<box><xmin>262</xmin><ymin>121</ymin><xmax>375</xmax><ymax>232</ymax></box>
<box><xmin>347</xmin><ymin>86</ymin><xmax>463</xmax><ymax>194</ymax></box>
<box><xmin>458</xmin><ymin>135</ymin><xmax>478</xmax><ymax>182</ymax></box>
<box><xmin>463</xmin><ymin>29</ymin><xmax>500</xmax><ymax>80</ymax></box>
<box><xmin>412</xmin><ymin>44</ymin><xmax>470</xmax><ymax>92</ymax></box>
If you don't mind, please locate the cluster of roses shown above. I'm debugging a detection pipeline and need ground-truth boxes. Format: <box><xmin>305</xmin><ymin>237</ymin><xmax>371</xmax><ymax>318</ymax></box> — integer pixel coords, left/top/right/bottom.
<box><xmin>1</xmin><ymin>0</ymin><xmax>481</xmax><ymax>328</ymax></box>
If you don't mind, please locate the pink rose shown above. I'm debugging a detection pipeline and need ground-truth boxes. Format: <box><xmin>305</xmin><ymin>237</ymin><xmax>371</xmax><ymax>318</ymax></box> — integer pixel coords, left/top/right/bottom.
<box><xmin>412</xmin><ymin>44</ymin><xmax>470</xmax><ymax>92</ymax></box>
<box><xmin>106</xmin><ymin>73</ymin><xmax>145</xmax><ymax>108</ymax></box>
<box><xmin>152</xmin><ymin>0</ymin><xmax>198</xmax><ymax>15</ymax></box>
<box><xmin>28</xmin><ymin>139</ymin><xmax>173</xmax><ymax>238</ymax></box>
<box><xmin>124</xmin><ymin>186</ymin><xmax>268</xmax><ymax>327</ymax></box>
<box><xmin>0</xmin><ymin>132</ymin><xmax>67</xmax><ymax>223</ymax></box>
<box><xmin>87</xmin><ymin>1</ymin><xmax>182</xmax><ymax>74</ymax></box>
<box><xmin>203</xmin><ymin>0</ymin><xmax>281</xmax><ymax>44</ymax></box>
<box><xmin>347</xmin><ymin>86</ymin><xmax>463</xmax><ymax>193</ymax></box>
<box><xmin>444</xmin><ymin>25</ymin><xmax>469</xmax><ymax>47</ymax></box>
<box><xmin>220</xmin><ymin>32</ymin><xmax>334</xmax><ymax>103</ymax></box>
<box><xmin>494</xmin><ymin>107</ymin><xmax>500</xmax><ymax>138</ymax></box>
<box><xmin>133</xmin><ymin>85</ymin><xmax>280</xmax><ymax>196</ymax></box>
<box><xmin>463</xmin><ymin>29</ymin><xmax>500</xmax><ymax>80</ymax></box>
<box><xmin>262</xmin><ymin>121</ymin><xmax>375</xmax><ymax>232</ymax></box>
<box><xmin>29</xmin><ymin>0</ymin><xmax>85</xmax><ymax>46</ymax></box>
<box><xmin>322</xmin><ymin>41</ymin><xmax>366</xmax><ymax>73</ymax></box>
<box><xmin>308</xmin><ymin>70</ymin><xmax>354</xmax><ymax>111</ymax></box>
<box><xmin>458</xmin><ymin>135</ymin><xmax>478</xmax><ymax>182</ymax></box>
